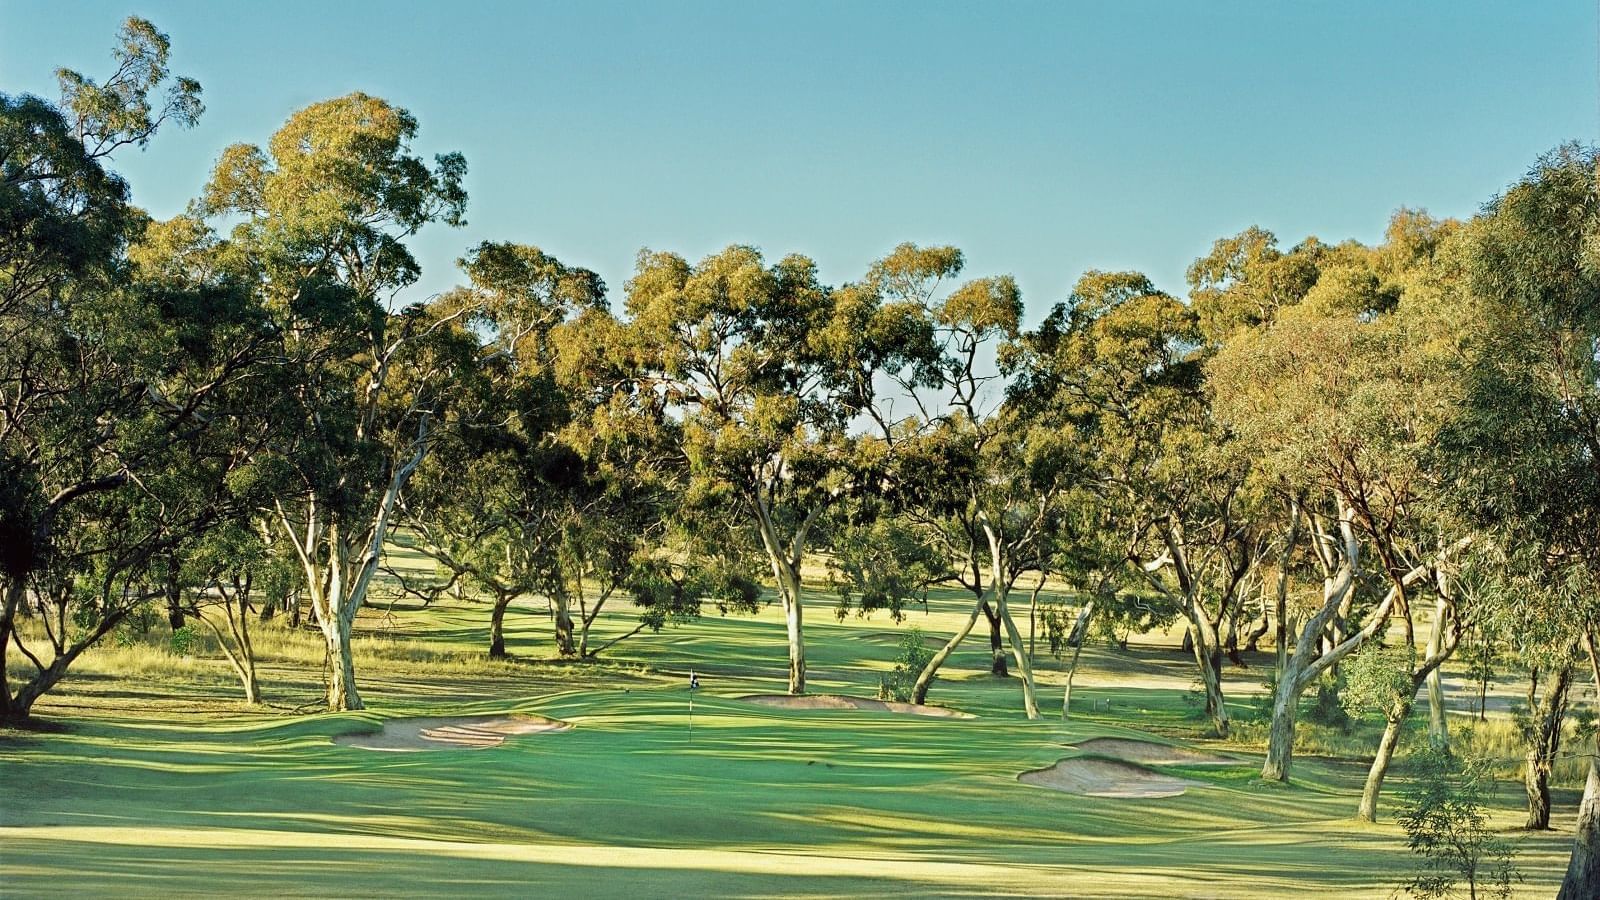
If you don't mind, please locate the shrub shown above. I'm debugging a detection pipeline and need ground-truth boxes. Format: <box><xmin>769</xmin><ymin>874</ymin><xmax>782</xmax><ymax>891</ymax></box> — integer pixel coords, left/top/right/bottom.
<box><xmin>1396</xmin><ymin>745</ymin><xmax>1518</xmax><ymax>900</ymax></box>
<box><xmin>169</xmin><ymin>624</ymin><xmax>201</xmax><ymax>657</ymax></box>
<box><xmin>879</xmin><ymin>627</ymin><xmax>935</xmax><ymax>703</ymax></box>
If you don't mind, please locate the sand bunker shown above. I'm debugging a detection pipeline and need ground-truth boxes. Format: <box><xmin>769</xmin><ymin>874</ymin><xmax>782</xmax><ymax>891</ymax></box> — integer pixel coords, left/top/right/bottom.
<box><xmin>740</xmin><ymin>694</ymin><xmax>974</xmax><ymax>719</ymax></box>
<box><xmin>1067</xmin><ymin>737</ymin><xmax>1237</xmax><ymax>766</ymax></box>
<box><xmin>332</xmin><ymin>714</ymin><xmax>570</xmax><ymax>752</ymax></box>
<box><xmin>1019</xmin><ymin>757</ymin><xmax>1199</xmax><ymax>799</ymax></box>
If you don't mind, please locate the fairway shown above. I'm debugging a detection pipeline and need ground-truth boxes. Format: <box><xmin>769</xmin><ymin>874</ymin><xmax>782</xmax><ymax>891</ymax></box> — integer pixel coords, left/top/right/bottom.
<box><xmin>0</xmin><ymin>586</ymin><xmax>1577</xmax><ymax>898</ymax></box>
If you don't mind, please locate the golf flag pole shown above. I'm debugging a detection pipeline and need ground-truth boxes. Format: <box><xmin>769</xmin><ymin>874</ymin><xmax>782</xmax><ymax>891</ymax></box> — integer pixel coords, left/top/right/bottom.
<box><xmin>688</xmin><ymin>669</ymin><xmax>699</xmax><ymax>738</ymax></box>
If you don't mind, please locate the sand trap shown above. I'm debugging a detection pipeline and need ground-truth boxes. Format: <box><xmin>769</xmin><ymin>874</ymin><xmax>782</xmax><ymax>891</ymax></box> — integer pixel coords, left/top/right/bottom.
<box><xmin>739</xmin><ymin>694</ymin><xmax>974</xmax><ymax>719</ymax></box>
<box><xmin>332</xmin><ymin>715</ymin><xmax>570</xmax><ymax>752</ymax></box>
<box><xmin>1067</xmin><ymin>737</ymin><xmax>1238</xmax><ymax>766</ymax></box>
<box><xmin>1019</xmin><ymin>757</ymin><xmax>1199</xmax><ymax>798</ymax></box>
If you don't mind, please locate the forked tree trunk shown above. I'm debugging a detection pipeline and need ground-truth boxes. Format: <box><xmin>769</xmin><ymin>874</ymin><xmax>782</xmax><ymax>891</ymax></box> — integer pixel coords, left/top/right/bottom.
<box><xmin>1358</xmin><ymin>704</ymin><xmax>1408</xmax><ymax>822</ymax></box>
<box><xmin>994</xmin><ymin>582</ymin><xmax>1040</xmax><ymax>719</ymax></box>
<box><xmin>1526</xmin><ymin>665</ymin><xmax>1574</xmax><ymax>830</ymax></box>
<box><xmin>553</xmin><ymin>590</ymin><xmax>576</xmax><ymax>657</ymax></box>
<box><xmin>981</xmin><ymin>601</ymin><xmax>1008</xmax><ymax>676</ymax></box>
<box><xmin>1188</xmin><ymin>619</ymin><xmax>1229</xmax><ymax>736</ymax></box>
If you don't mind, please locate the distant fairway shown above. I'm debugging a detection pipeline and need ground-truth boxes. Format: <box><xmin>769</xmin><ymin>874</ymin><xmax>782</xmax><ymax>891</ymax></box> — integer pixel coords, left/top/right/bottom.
<box><xmin>0</xmin><ymin>581</ymin><xmax>1579</xmax><ymax>897</ymax></box>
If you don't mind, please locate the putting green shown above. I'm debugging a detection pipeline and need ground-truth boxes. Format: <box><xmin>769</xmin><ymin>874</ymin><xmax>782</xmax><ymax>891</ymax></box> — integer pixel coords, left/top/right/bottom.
<box><xmin>0</xmin><ymin>584</ymin><xmax>1579</xmax><ymax>897</ymax></box>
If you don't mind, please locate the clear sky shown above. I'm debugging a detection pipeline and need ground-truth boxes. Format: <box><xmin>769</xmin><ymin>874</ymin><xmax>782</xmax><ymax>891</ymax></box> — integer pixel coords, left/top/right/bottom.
<box><xmin>2</xmin><ymin>1</ymin><xmax>1593</xmax><ymax>320</ymax></box>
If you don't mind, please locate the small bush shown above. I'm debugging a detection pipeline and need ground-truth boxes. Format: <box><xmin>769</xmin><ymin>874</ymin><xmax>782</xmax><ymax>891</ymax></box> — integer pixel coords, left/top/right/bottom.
<box><xmin>879</xmin><ymin>627</ymin><xmax>935</xmax><ymax>703</ymax></box>
<box><xmin>169</xmin><ymin>624</ymin><xmax>201</xmax><ymax>656</ymax></box>
<box><xmin>1397</xmin><ymin>745</ymin><xmax>1518</xmax><ymax>900</ymax></box>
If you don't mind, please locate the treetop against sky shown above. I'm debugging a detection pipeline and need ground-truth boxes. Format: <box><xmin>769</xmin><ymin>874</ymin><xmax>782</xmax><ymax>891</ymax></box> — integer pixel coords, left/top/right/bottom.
<box><xmin>0</xmin><ymin>0</ymin><xmax>1592</xmax><ymax>316</ymax></box>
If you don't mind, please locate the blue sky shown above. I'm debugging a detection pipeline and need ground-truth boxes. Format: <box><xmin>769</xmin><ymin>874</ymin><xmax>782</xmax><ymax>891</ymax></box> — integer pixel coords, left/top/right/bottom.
<box><xmin>1</xmin><ymin>1</ymin><xmax>1592</xmax><ymax>320</ymax></box>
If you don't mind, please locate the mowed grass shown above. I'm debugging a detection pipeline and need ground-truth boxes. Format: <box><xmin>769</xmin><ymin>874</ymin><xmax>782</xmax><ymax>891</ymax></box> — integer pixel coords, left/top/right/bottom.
<box><xmin>0</xmin><ymin>571</ymin><xmax>1582</xmax><ymax>898</ymax></box>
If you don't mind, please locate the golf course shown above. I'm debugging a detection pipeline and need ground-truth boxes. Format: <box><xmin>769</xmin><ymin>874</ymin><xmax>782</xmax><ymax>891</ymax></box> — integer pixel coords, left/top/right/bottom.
<box><xmin>0</xmin><ymin>558</ymin><xmax>1582</xmax><ymax>897</ymax></box>
<box><xmin>6</xmin><ymin>4</ymin><xmax>1600</xmax><ymax>897</ymax></box>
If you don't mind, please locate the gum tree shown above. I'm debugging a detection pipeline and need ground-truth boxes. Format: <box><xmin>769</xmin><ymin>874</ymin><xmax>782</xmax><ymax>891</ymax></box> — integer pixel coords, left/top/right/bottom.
<box><xmin>0</xmin><ymin>18</ymin><xmax>234</xmax><ymax>724</ymax></box>
<box><xmin>197</xmin><ymin>92</ymin><xmax>471</xmax><ymax>710</ymax></box>
<box><xmin>627</xmin><ymin>245</ymin><xmax>932</xmax><ymax>694</ymax></box>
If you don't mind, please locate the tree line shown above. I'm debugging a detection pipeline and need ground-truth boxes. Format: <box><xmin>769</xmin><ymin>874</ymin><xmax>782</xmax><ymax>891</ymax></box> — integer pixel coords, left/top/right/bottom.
<box><xmin>4</xmin><ymin>18</ymin><xmax>1599</xmax><ymax>898</ymax></box>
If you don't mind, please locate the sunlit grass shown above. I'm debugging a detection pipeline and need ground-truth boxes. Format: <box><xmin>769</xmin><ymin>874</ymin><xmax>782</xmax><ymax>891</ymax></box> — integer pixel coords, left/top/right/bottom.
<box><xmin>0</xmin><ymin>566</ymin><xmax>1584</xmax><ymax>897</ymax></box>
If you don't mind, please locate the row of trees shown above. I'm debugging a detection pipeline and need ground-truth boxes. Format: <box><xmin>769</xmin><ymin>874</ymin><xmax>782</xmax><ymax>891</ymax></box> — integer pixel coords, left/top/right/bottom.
<box><xmin>3</xmin><ymin>19</ymin><xmax>1599</xmax><ymax>897</ymax></box>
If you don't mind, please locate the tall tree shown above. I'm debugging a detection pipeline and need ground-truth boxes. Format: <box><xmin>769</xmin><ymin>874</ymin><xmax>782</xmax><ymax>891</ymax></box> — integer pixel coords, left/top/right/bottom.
<box><xmin>197</xmin><ymin>92</ymin><xmax>471</xmax><ymax>711</ymax></box>
<box><xmin>626</xmin><ymin>245</ymin><xmax>931</xmax><ymax>694</ymax></box>
<box><xmin>0</xmin><ymin>18</ymin><xmax>232</xmax><ymax>724</ymax></box>
<box><xmin>1431</xmin><ymin>145</ymin><xmax>1600</xmax><ymax>898</ymax></box>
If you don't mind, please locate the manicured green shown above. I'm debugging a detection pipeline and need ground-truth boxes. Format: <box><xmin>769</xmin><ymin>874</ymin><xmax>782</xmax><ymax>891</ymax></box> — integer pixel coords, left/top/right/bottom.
<box><xmin>0</xmin><ymin>585</ymin><xmax>1576</xmax><ymax>897</ymax></box>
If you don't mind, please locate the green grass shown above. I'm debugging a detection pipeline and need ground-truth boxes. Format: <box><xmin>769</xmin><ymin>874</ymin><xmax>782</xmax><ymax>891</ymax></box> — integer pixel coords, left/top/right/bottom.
<box><xmin>0</xmin><ymin>580</ymin><xmax>1582</xmax><ymax>898</ymax></box>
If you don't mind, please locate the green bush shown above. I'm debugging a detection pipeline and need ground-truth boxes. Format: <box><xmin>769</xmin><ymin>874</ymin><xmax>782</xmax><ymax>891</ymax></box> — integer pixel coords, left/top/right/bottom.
<box><xmin>1397</xmin><ymin>745</ymin><xmax>1518</xmax><ymax>900</ymax></box>
<box><xmin>879</xmin><ymin>626</ymin><xmax>935</xmax><ymax>703</ymax></box>
<box><xmin>169</xmin><ymin>624</ymin><xmax>201</xmax><ymax>657</ymax></box>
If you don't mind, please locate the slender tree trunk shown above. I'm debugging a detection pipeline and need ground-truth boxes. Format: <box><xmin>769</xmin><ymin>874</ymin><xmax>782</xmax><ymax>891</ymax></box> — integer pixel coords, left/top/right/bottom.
<box><xmin>1526</xmin><ymin>665</ymin><xmax>1574</xmax><ymax>830</ymax></box>
<box><xmin>995</xmin><ymin>583</ymin><xmax>1040</xmax><ymax>719</ymax></box>
<box><xmin>1062</xmin><ymin>624</ymin><xmax>1087</xmax><ymax>719</ymax></box>
<box><xmin>1262</xmin><ymin>679</ymin><xmax>1299</xmax><ymax>781</ymax></box>
<box><xmin>1358</xmin><ymin>706</ymin><xmax>1407</xmax><ymax>822</ymax></box>
<box><xmin>203</xmin><ymin>602</ymin><xmax>260</xmax><ymax>705</ymax></box>
<box><xmin>1187</xmin><ymin>615</ymin><xmax>1229</xmax><ymax>736</ymax></box>
<box><xmin>781</xmin><ymin>567</ymin><xmax>806</xmax><ymax>694</ymax></box>
<box><xmin>1026</xmin><ymin>575</ymin><xmax>1045</xmax><ymax>663</ymax></box>
<box><xmin>981</xmin><ymin>600</ymin><xmax>1008</xmax><ymax>677</ymax></box>
<box><xmin>912</xmin><ymin>592</ymin><xmax>985</xmax><ymax>704</ymax></box>
<box><xmin>1425</xmin><ymin>593</ymin><xmax>1449</xmax><ymax>747</ymax></box>
<box><xmin>489</xmin><ymin>591</ymin><xmax>511</xmax><ymax>658</ymax></box>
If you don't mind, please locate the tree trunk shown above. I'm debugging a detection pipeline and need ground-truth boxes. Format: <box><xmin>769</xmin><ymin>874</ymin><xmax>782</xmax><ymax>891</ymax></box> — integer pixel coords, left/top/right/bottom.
<box><xmin>782</xmin><ymin>567</ymin><xmax>806</xmax><ymax>694</ymax></box>
<box><xmin>1425</xmin><ymin>594</ymin><xmax>1449</xmax><ymax>747</ymax></box>
<box><xmin>1262</xmin><ymin>679</ymin><xmax>1299</xmax><ymax>781</ymax></box>
<box><xmin>981</xmin><ymin>600</ymin><xmax>1008</xmax><ymax>677</ymax></box>
<box><xmin>1358</xmin><ymin>707</ymin><xmax>1407</xmax><ymax>822</ymax></box>
<box><xmin>1558</xmin><ymin>755</ymin><xmax>1600</xmax><ymax>900</ymax></box>
<box><xmin>1526</xmin><ymin>665</ymin><xmax>1574</xmax><ymax>830</ymax></box>
<box><xmin>553</xmin><ymin>588</ymin><xmax>576</xmax><ymax>657</ymax></box>
<box><xmin>489</xmin><ymin>591</ymin><xmax>511</xmax><ymax>658</ymax></box>
<box><xmin>323</xmin><ymin>612</ymin><xmax>362</xmax><ymax>711</ymax></box>
<box><xmin>912</xmin><ymin>593</ymin><xmax>985</xmax><ymax>704</ymax></box>
<box><xmin>995</xmin><ymin>584</ymin><xmax>1040</xmax><ymax>719</ymax></box>
<box><xmin>1187</xmin><ymin>614</ymin><xmax>1229</xmax><ymax>737</ymax></box>
<box><xmin>1062</xmin><ymin>628</ymin><xmax>1087</xmax><ymax>719</ymax></box>
<box><xmin>165</xmin><ymin>561</ymin><xmax>185</xmax><ymax>632</ymax></box>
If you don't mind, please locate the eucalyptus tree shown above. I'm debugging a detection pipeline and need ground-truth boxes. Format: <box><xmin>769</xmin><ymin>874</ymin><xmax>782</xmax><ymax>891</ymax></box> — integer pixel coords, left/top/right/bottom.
<box><xmin>811</xmin><ymin>243</ymin><xmax>1073</xmax><ymax>718</ymax></box>
<box><xmin>1430</xmin><ymin>145</ymin><xmax>1600</xmax><ymax>900</ymax></box>
<box><xmin>0</xmin><ymin>19</ymin><xmax>245</xmax><ymax>724</ymax></box>
<box><xmin>406</xmin><ymin>244</ymin><xmax>703</xmax><ymax>659</ymax></box>
<box><xmin>196</xmin><ymin>92</ymin><xmax>471</xmax><ymax>711</ymax></box>
<box><xmin>178</xmin><ymin>522</ymin><xmax>294</xmax><ymax>703</ymax></box>
<box><xmin>626</xmin><ymin>244</ymin><xmax>934</xmax><ymax>694</ymax></box>
<box><xmin>1206</xmin><ymin>214</ymin><xmax>1474</xmax><ymax>782</ymax></box>
<box><xmin>1011</xmin><ymin>270</ymin><xmax>1256</xmax><ymax>735</ymax></box>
